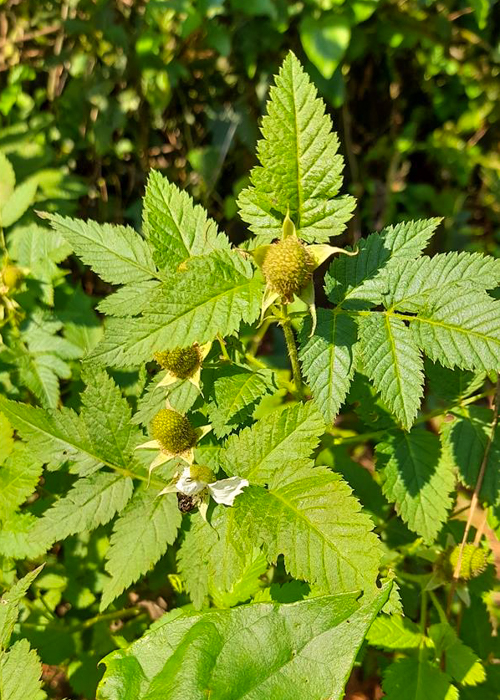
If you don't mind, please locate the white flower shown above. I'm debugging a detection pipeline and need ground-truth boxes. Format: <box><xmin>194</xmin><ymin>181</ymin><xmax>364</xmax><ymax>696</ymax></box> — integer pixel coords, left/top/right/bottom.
<box><xmin>159</xmin><ymin>466</ymin><xmax>249</xmax><ymax>521</ymax></box>
<box><xmin>176</xmin><ymin>467</ymin><xmax>249</xmax><ymax>506</ymax></box>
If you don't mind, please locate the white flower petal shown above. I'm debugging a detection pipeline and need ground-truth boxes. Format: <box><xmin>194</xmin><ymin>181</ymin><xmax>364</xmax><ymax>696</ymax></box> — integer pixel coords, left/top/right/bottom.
<box><xmin>208</xmin><ymin>476</ymin><xmax>249</xmax><ymax>506</ymax></box>
<box><xmin>176</xmin><ymin>467</ymin><xmax>206</xmax><ymax>496</ymax></box>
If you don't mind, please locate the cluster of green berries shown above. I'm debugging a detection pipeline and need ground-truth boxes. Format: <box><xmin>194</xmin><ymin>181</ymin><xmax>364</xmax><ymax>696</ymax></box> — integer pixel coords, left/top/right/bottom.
<box><xmin>262</xmin><ymin>235</ymin><xmax>314</xmax><ymax>302</ymax></box>
<box><xmin>444</xmin><ymin>544</ymin><xmax>488</xmax><ymax>580</ymax></box>
<box><xmin>151</xmin><ymin>408</ymin><xmax>197</xmax><ymax>454</ymax></box>
<box><xmin>153</xmin><ymin>345</ymin><xmax>200</xmax><ymax>378</ymax></box>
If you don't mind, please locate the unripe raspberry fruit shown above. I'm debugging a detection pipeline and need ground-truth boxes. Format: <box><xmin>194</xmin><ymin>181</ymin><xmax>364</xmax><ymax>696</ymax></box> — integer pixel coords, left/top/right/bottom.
<box><xmin>448</xmin><ymin>544</ymin><xmax>488</xmax><ymax>580</ymax></box>
<box><xmin>262</xmin><ymin>236</ymin><xmax>314</xmax><ymax>302</ymax></box>
<box><xmin>153</xmin><ymin>346</ymin><xmax>200</xmax><ymax>379</ymax></box>
<box><xmin>2</xmin><ymin>265</ymin><xmax>23</xmax><ymax>290</ymax></box>
<box><xmin>190</xmin><ymin>465</ymin><xmax>215</xmax><ymax>484</ymax></box>
<box><xmin>151</xmin><ymin>409</ymin><xmax>197</xmax><ymax>454</ymax></box>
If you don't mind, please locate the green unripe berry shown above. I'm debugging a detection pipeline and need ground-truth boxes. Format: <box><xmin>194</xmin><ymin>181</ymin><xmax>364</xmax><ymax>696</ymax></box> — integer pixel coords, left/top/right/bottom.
<box><xmin>151</xmin><ymin>409</ymin><xmax>197</xmax><ymax>454</ymax></box>
<box><xmin>262</xmin><ymin>236</ymin><xmax>314</xmax><ymax>302</ymax></box>
<box><xmin>448</xmin><ymin>544</ymin><xmax>488</xmax><ymax>580</ymax></box>
<box><xmin>153</xmin><ymin>346</ymin><xmax>200</xmax><ymax>379</ymax></box>
<box><xmin>2</xmin><ymin>265</ymin><xmax>23</xmax><ymax>290</ymax></box>
<box><xmin>190</xmin><ymin>465</ymin><xmax>216</xmax><ymax>484</ymax></box>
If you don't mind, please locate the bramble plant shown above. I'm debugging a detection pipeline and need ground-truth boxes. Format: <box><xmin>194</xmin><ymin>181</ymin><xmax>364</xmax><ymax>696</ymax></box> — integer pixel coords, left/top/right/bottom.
<box><xmin>1</xmin><ymin>53</ymin><xmax>499</xmax><ymax>700</ymax></box>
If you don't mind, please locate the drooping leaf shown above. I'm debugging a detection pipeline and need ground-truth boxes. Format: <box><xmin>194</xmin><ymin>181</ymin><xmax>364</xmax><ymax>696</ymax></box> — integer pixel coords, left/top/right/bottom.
<box><xmin>238</xmin><ymin>51</ymin><xmax>355</xmax><ymax>243</ymax></box>
<box><xmin>376</xmin><ymin>429</ymin><xmax>456</xmax><ymax>543</ymax></box>
<box><xmin>300</xmin><ymin>309</ymin><xmax>358</xmax><ymax>423</ymax></box>
<box><xmin>97</xmin><ymin>585</ymin><xmax>390</xmax><ymax>700</ymax></box>
<box><xmin>358</xmin><ymin>313</ymin><xmax>424</xmax><ymax>430</ymax></box>
<box><xmin>100</xmin><ymin>489</ymin><xmax>182</xmax><ymax>611</ymax></box>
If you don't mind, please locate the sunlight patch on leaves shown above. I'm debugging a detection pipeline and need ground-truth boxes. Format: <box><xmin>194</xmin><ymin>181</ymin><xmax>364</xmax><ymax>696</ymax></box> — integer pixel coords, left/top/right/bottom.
<box><xmin>383</xmin><ymin>658</ymin><xmax>458</xmax><ymax>700</ymax></box>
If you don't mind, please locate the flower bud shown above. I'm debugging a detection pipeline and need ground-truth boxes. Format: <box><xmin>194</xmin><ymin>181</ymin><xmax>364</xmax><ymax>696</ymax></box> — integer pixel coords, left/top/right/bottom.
<box><xmin>151</xmin><ymin>409</ymin><xmax>197</xmax><ymax>454</ymax></box>
<box><xmin>154</xmin><ymin>346</ymin><xmax>200</xmax><ymax>379</ymax></box>
<box><xmin>189</xmin><ymin>465</ymin><xmax>215</xmax><ymax>484</ymax></box>
<box><xmin>447</xmin><ymin>544</ymin><xmax>488</xmax><ymax>580</ymax></box>
<box><xmin>262</xmin><ymin>235</ymin><xmax>314</xmax><ymax>302</ymax></box>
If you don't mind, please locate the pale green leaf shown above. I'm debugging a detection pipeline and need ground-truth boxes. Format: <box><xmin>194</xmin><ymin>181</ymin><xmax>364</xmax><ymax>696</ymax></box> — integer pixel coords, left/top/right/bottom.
<box><xmin>0</xmin><ymin>444</ymin><xmax>43</xmax><ymax>519</ymax></box>
<box><xmin>143</xmin><ymin>170</ymin><xmax>229</xmax><ymax>268</ymax></box>
<box><xmin>0</xmin><ymin>567</ymin><xmax>43</xmax><ymax>649</ymax></box>
<box><xmin>96</xmin><ymin>585</ymin><xmax>390</xmax><ymax>700</ymax></box>
<box><xmin>367</xmin><ymin>614</ymin><xmax>422</xmax><ymax>649</ymax></box>
<box><xmin>101</xmin><ymin>489</ymin><xmax>182</xmax><ymax>611</ymax></box>
<box><xmin>89</xmin><ymin>250</ymin><xmax>262</xmax><ymax>368</ymax></box>
<box><xmin>300</xmin><ymin>15</ymin><xmax>351</xmax><ymax>80</ymax></box>
<box><xmin>0</xmin><ymin>512</ymin><xmax>41</xmax><ymax>560</ymax></box>
<box><xmin>0</xmin><ymin>638</ymin><xmax>46</xmax><ymax>700</ymax></box>
<box><xmin>299</xmin><ymin>309</ymin><xmax>358</xmax><ymax>423</ymax></box>
<box><xmin>410</xmin><ymin>288</ymin><xmax>500</xmax><ymax>372</ymax></box>
<box><xmin>0</xmin><ymin>412</ymin><xmax>14</xmax><ymax>464</ymax></box>
<box><xmin>377</xmin><ymin>429</ymin><xmax>456</xmax><ymax>543</ymax></box>
<box><xmin>223</xmin><ymin>402</ymin><xmax>325</xmax><ymax>484</ymax></box>
<box><xmin>383</xmin><ymin>659</ymin><xmax>458</xmax><ymax>700</ymax></box>
<box><xmin>238</xmin><ymin>52</ymin><xmax>355</xmax><ymax>243</ymax></box>
<box><xmin>358</xmin><ymin>313</ymin><xmax>424</xmax><ymax>430</ymax></box>
<box><xmin>0</xmin><ymin>153</ymin><xmax>15</xmax><ymax>206</ymax></box>
<box><xmin>44</xmin><ymin>213</ymin><xmax>157</xmax><ymax>284</ymax></box>
<box><xmin>1</xmin><ymin>177</ymin><xmax>38</xmax><ymax>227</ymax></box>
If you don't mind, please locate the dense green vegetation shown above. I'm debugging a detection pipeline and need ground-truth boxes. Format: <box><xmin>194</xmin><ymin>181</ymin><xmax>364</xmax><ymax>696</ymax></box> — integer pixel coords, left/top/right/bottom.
<box><xmin>0</xmin><ymin>2</ymin><xmax>499</xmax><ymax>699</ymax></box>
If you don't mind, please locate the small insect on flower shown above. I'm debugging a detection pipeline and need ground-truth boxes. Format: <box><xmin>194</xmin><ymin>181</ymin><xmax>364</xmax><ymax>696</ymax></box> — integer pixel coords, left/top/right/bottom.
<box><xmin>250</xmin><ymin>211</ymin><xmax>358</xmax><ymax>334</ymax></box>
<box><xmin>160</xmin><ymin>465</ymin><xmax>249</xmax><ymax>522</ymax></box>
<box><xmin>135</xmin><ymin>407</ymin><xmax>211</xmax><ymax>478</ymax></box>
<box><xmin>153</xmin><ymin>342</ymin><xmax>211</xmax><ymax>391</ymax></box>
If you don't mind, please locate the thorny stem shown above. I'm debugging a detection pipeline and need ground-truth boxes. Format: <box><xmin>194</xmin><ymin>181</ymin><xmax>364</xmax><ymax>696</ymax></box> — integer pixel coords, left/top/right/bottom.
<box><xmin>281</xmin><ymin>305</ymin><xmax>304</xmax><ymax>400</ymax></box>
<box><xmin>447</xmin><ymin>376</ymin><xmax>500</xmax><ymax>615</ymax></box>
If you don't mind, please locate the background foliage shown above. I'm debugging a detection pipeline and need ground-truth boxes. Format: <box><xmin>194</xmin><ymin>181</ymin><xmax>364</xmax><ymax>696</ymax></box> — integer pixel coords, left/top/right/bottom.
<box><xmin>1</xmin><ymin>1</ymin><xmax>500</xmax><ymax>699</ymax></box>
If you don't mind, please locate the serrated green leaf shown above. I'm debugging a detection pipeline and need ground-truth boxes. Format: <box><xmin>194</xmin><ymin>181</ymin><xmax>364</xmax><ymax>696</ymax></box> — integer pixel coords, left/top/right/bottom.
<box><xmin>359</xmin><ymin>313</ymin><xmax>424</xmax><ymax>429</ymax></box>
<box><xmin>429</xmin><ymin>623</ymin><xmax>486</xmax><ymax>686</ymax></box>
<box><xmin>325</xmin><ymin>219</ymin><xmax>442</xmax><ymax>308</ymax></box>
<box><xmin>238</xmin><ymin>461</ymin><xmax>382</xmax><ymax>593</ymax></box>
<box><xmin>97</xmin><ymin>280</ymin><xmax>162</xmax><ymax>317</ymax></box>
<box><xmin>0</xmin><ymin>638</ymin><xmax>46</xmax><ymax>700</ymax></box>
<box><xmin>383</xmin><ymin>658</ymin><xmax>458</xmax><ymax>700</ymax></box>
<box><xmin>0</xmin><ymin>444</ymin><xmax>43</xmax><ymax>519</ymax></box>
<box><xmin>299</xmin><ymin>309</ymin><xmax>358</xmax><ymax>423</ymax></box>
<box><xmin>377</xmin><ymin>429</ymin><xmax>456</xmax><ymax>543</ymax></box>
<box><xmin>89</xmin><ymin>250</ymin><xmax>262</xmax><ymax>368</ymax></box>
<box><xmin>207</xmin><ymin>367</ymin><xmax>276</xmax><ymax>437</ymax></box>
<box><xmin>44</xmin><ymin>213</ymin><xmax>157</xmax><ymax>285</ymax></box>
<box><xmin>178</xmin><ymin>507</ymin><xmax>256</xmax><ymax>610</ymax></box>
<box><xmin>238</xmin><ymin>52</ymin><xmax>355</xmax><ymax>243</ymax></box>
<box><xmin>0</xmin><ymin>412</ymin><xmax>14</xmax><ymax>464</ymax></box>
<box><xmin>30</xmin><ymin>472</ymin><xmax>134</xmax><ymax>555</ymax></box>
<box><xmin>223</xmin><ymin>402</ymin><xmax>325</xmax><ymax>484</ymax></box>
<box><xmin>410</xmin><ymin>288</ymin><xmax>500</xmax><ymax>372</ymax></box>
<box><xmin>0</xmin><ymin>512</ymin><xmax>41</xmax><ymax>560</ymax></box>
<box><xmin>383</xmin><ymin>252</ymin><xmax>500</xmax><ymax>312</ymax></box>
<box><xmin>440</xmin><ymin>406</ymin><xmax>499</xmax><ymax>511</ymax></box>
<box><xmin>367</xmin><ymin>614</ymin><xmax>422</xmax><ymax>649</ymax></box>
<box><xmin>1</xmin><ymin>177</ymin><xmax>38</xmax><ymax>228</ymax></box>
<box><xmin>425</xmin><ymin>360</ymin><xmax>486</xmax><ymax>404</ymax></box>
<box><xmin>101</xmin><ymin>489</ymin><xmax>181</xmax><ymax>611</ymax></box>
<box><xmin>143</xmin><ymin>170</ymin><xmax>229</xmax><ymax>268</ymax></box>
<box><xmin>97</xmin><ymin>585</ymin><xmax>390</xmax><ymax>700</ymax></box>
<box><xmin>0</xmin><ymin>567</ymin><xmax>43</xmax><ymax>649</ymax></box>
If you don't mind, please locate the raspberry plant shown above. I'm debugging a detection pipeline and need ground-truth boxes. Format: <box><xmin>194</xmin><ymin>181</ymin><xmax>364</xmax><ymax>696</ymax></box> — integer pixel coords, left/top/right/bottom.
<box><xmin>1</xmin><ymin>53</ymin><xmax>499</xmax><ymax>700</ymax></box>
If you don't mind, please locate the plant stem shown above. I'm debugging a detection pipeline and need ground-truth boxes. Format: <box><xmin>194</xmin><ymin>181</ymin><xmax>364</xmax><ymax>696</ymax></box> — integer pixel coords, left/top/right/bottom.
<box><xmin>281</xmin><ymin>305</ymin><xmax>304</xmax><ymax>400</ymax></box>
